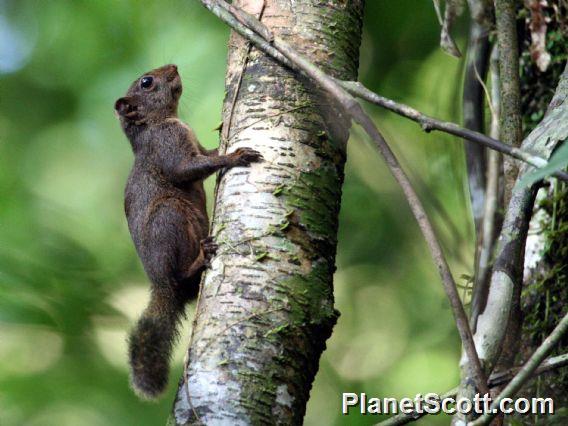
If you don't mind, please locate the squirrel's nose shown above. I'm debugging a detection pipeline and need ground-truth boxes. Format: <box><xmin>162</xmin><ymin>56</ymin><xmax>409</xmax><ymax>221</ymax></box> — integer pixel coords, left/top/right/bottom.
<box><xmin>164</xmin><ymin>64</ymin><xmax>179</xmax><ymax>81</ymax></box>
<box><xmin>165</xmin><ymin>64</ymin><xmax>177</xmax><ymax>74</ymax></box>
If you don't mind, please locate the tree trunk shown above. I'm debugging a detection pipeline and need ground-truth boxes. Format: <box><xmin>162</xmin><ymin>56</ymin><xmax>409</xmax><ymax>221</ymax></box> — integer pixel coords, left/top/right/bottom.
<box><xmin>455</xmin><ymin>0</ymin><xmax>568</xmax><ymax>418</ymax></box>
<box><xmin>513</xmin><ymin>3</ymin><xmax>568</xmax><ymax>421</ymax></box>
<box><xmin>170</xmin><ymin>1</ymin><xmax>364</xmax><ymax>424</ymax></box>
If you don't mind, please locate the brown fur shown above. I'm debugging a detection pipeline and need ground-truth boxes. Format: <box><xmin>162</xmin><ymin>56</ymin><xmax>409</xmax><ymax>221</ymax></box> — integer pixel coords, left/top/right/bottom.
<box><xmin>115</xmin><ymin>64</ymin><xmax>262</xmax><ymax>399</ymax></box>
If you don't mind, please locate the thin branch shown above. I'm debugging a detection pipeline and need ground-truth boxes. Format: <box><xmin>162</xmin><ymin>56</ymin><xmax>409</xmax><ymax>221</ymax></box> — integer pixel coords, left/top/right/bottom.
<box><xmin>474</xmin><ymin>60</ymin><xmax>495</xmax><ymax>123</ymax></box>
<box><xmin>439</xmin><ymin>0</ymin><xmax>465</xmax><ymax>58</ymax></box>
<box><xmin>378</xmin><ymin>386</ymin><xmax>460</xmax><ymax>426</ymax></box>
<box><xmin>338</xmin><ymin>81</ymin><xmax>568</xmax><ymax>182</ymax></box>
<box><xmin>488</xmin><ymin>352</ymin><xmax>568</xmax><ymax>387</ymax></box>
<box><xmin>462</xmin><ymin>62</ymin><xmax>568</xmax><ymax>424</ymax></box>
<box><xmin>202</xmin><ymin>0</ymin><xmax>568</xmax><ymax>182</ymax></box>
<box><xmin>200</xmin><ymin>0</ymin><xmax>489</xmax><ymax>395</ymax></box>
<box><xmin>375</xmin><ymin>352</ymin><xmax>568</xmax><ymax>426</ymax></box>
<box><xmin>432</xmin><ymin>0</ymin><xmax>444</xmax><ymax>25</ymax></box>
<box><xmin>470</xmin><ymin>312</ymin><xmax>568</xmax><ymax>425</ymax></box>
<box><xmin>223</xmin><ymin>0</ymin><xmax>273</xmax><ymax>42</ymax></box>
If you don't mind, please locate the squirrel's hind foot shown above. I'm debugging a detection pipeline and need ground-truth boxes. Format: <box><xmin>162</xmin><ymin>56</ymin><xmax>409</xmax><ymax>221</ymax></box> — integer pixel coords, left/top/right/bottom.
<box><xmin>201</xmin><ymin>236</ymin><xmax>218</xmax><ymax>267</ymax></box>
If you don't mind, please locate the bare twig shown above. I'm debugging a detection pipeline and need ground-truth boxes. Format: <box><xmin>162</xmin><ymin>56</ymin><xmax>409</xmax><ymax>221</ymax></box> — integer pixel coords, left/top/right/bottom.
<box><xmin>478</xmin><ymin>61</ymin><xmax>567</xmax><ymax>345</ymax></box>
<box><xmin>489</xmin><ymin>352</ymin><xmax>568</xmax><ymax>387</ymax></box>
<box><xmin>439</xmin><ymin>0</ymin><xmax>465</xmax><ymax>58</ymax></box>
<box><xmin>377</xmin><ymin>386</ymin><xmax>460</xmax><ymax>426</ymax></box>
<box><xmin>203</xmin><ymin>0</ymin><xmax>567</xmax><ymax>183</ymax></box>
<box><xmin>470</xmin><ymin>312</ymin><xmax>568</xmax><ymax>425</ymax></box>
<box><xmin>338</xmin><ymin>81</ymin><xmax>568</xmax><ymax>181</ymax></box>
<box><xmin>462</xmin><ymin>62</ymin><xmax>568</xmax><ymax>424</ymax></box>
<box><xmin>199</xmin><ymin>0</ymin><xmax>490</xmax><ymax>395</ymax></box>
<box><xmin>201</xmin><ymin>0</ymin><xmax>568</xmax><ymax>182</ymax></box>
<box><xmin>374</xmin><ymin>352</ymin><xmax>568</xmax><ymax>426</ymax></box>
<box><xmin>432</xmin><ymin>0</ymin><xmax>444</xmax><ymax>25</ymax></box>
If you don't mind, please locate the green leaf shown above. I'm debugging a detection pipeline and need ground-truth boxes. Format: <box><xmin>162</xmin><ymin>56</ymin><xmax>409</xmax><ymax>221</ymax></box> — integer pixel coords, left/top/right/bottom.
<box><xmin>520</xmin><ymin>143</ymin><xmax>568</xmax><ymax>187</ymax></box>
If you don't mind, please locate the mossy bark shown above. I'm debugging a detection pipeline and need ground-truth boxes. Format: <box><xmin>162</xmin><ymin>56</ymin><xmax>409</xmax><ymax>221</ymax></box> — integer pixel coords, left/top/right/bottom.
<box><xmin>517</xmin><ymin>185</ymin><xmax>568</xmax><ymax>424</ymax></box>
<box><xmin>472</xmin><ymin>63</ymin><xmax>568</xmax><ymax>424</ymax></box>
<box><xmin>171</xmin><ymin>1</ymin><xmax>364</xmax><ymax>424</ymax></box>
<box><xmin>513</xmin><ymin>4</ymin><xmax>568</xmax><ymax>422</ymax></box>
<box><xmin>495</xmin><ymin>0</ymin><xmax>523</xmax><ymax>204</ymax></box>
<box><xmin>455</xmin><ymin>58</ymin><xmax>568</xmax><ymax>426</ymax></box>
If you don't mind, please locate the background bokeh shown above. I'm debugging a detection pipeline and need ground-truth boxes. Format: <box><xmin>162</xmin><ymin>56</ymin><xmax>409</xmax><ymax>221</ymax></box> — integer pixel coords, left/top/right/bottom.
<box><xmin>0</xmin><ymin>1</ymin><xmax>475</xmax><ymax>424</ymax></box>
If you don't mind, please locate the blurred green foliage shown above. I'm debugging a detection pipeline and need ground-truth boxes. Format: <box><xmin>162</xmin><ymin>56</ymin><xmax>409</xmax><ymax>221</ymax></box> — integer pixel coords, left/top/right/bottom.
<box><xmin>0</xmin><ymin>1</ymin><xmax>474</xmax><ymax>424</ymax></box>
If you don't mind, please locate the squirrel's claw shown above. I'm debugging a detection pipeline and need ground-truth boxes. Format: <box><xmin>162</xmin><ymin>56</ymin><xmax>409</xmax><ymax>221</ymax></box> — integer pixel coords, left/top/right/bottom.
<box><xmin>231</xmin><ymin>147</ymin><xmax>264</xmax><ymax>166</ymax></box>
<box><xmin>201</xmin><ymin>237</ymin><xmax>218</xmax><ymax>266</ymax></box>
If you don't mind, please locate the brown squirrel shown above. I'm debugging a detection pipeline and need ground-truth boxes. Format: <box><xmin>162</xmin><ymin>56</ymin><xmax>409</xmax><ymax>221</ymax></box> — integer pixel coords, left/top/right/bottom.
<box><xmin>115</xmin><ymin>64</ymin><xmax>262</xmax><ymax>399</ymax></box>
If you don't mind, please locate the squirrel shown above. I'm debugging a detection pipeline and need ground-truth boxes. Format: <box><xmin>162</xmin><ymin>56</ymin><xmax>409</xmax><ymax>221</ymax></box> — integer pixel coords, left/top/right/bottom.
<box><xmin>114</xmin><ymin>64</ymin><xmax>262</xmax><ymax>399</ymax></box>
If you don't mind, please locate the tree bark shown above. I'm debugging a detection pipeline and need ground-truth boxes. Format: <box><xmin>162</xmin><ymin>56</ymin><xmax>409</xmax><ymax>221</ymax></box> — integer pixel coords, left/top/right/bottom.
<box><xmin>455</xmin><ymin>63</ymin><xmax>568</xmax><ymax>425</ymax></box>
<box><xmin>514</xmin><ymin>4</ymin><xmax>568</xmax><ymax>418</ymax></box>
<box><xmin>495</xmin><ymin>0</ymin><xmax>522</xmax><ymax>205</ymax></box>
<box><xmin>170</xmin><ymin>1</ymin><xmax>364</xmax><ymax>424</ymax></box>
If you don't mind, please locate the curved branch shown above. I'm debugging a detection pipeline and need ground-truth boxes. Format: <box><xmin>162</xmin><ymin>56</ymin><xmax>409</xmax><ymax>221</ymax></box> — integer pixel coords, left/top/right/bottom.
<box><xmin>338</xmin><ymin>81</ymin><xmax>568</xmax><ymax>181</ymax></box>
<box><xmin>198</xmin><ymin>0</ymin><xmax>490</xmax><ymax>395</ymax></box>
<box><xmin>194</xmin><ymin>0</ymin><xmax>568</xmax><ymax>182</ymax></box>
<box><xmin>376</xmin><ymin>352</ymin><xmax>568</xmax><ymax>426</ymax></box>
<box><xmin>470</xmin><ymin>312</ymin><xmax>568</xmax><ymax>426</ymax></box>
<box><xmin>457</xmin><ymin>62</ymin><xmax>568</xmax><ymax>420</ymax></box>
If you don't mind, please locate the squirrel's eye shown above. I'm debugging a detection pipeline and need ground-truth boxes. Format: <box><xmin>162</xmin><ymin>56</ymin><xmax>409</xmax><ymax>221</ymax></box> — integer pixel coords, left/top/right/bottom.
<box><xmin>140</xmin><ymin>76</ymin><xmax>154</xmax><ymax>89</ymax></box>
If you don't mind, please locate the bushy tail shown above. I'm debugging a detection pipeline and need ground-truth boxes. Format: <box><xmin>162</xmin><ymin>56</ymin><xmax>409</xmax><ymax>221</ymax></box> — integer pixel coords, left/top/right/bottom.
<box><xmin>127</xmin><ymin>289</ymin><xmax>185</xmax><ymax>400</ymax></box>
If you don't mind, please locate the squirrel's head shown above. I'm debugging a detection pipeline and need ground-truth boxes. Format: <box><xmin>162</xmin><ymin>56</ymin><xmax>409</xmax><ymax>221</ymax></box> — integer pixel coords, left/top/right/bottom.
<box><xmin>115</xmin><ymin>64</ymin><xmax>182</xmax><ymax>126</ymax></box>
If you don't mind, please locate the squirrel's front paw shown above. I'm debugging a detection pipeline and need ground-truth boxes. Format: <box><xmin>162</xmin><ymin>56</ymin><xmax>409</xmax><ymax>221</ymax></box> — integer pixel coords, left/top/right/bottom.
<box><xmin>230</xmin><ymin>147</ymin><xmax>263</xmax><ymax>167</ymax></box>
<box><xmin>201</xmin><ymin>237</ymin><xmax>218</xmax><ymax>266</ymax></box>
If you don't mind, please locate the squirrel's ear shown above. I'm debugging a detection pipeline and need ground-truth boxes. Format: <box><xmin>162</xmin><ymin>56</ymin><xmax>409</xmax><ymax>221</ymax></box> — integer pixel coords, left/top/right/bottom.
<box><xmin>115</xmin><ymin>97</ymin><xmax>133</xmax><ymax>117</ymax></box>
<box><xmin>115</xmin><ymin>96</ymin><xmax>145</xmax><ymax>124</ymax></box>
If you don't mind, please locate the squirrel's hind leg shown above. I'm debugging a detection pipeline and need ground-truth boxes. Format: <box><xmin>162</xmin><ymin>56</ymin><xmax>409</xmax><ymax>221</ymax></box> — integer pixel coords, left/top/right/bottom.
<box><xmin>177</xmin><ymin>237</ymin><xmax>217</xmax><ymax>300</ymax></box>
<box><xmin>180</xmin><ymin>236</ymin><xmax>218</xmax><ymax>278</ymax></box>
